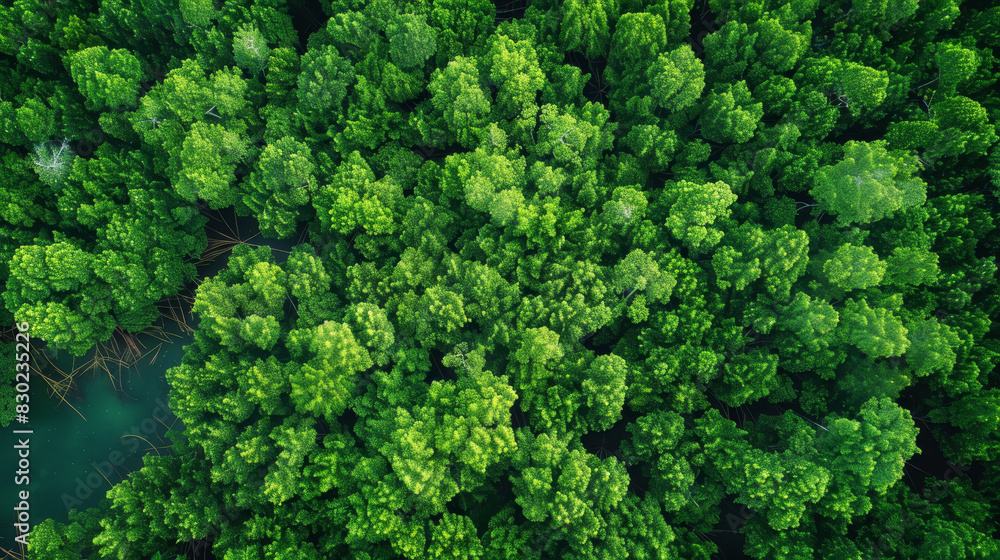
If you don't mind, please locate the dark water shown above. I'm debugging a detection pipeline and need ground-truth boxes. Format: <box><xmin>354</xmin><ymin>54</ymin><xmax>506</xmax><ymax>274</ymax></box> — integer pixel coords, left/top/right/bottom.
<box><xmin>1</xmin><ymin>328</ymin><xmax>185</xmax><ymax>533</ymax></box>
<box><xmin>1</xmin><ymin>215</ymin><xmax>297</xmax><ymax>551</ymax></box>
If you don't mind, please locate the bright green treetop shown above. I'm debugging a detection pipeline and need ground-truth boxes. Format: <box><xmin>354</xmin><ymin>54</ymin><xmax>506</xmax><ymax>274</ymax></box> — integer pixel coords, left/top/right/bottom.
<box><xmin>811</xmin><ymin>140</ymin><xmax>927</xmax><ymax>225</ymax></box>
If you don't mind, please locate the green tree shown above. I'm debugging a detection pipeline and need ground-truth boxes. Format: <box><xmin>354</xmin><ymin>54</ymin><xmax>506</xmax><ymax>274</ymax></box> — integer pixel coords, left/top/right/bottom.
<box><xmin>610</xmin><ymin>248</ymin><xmax>676</xmax><ymax>313</ymax></box>
<box><xmin>517</xmin><ymin>257</ymin><xmax>614</xmax><ymax>345</ymax></box>
<box><xmin>904</xmin><ymin>317</ymin><xmax>959</xmax><ymax>378</ymax></box>
<box><xmin>810</xmin><ymin>140</ymin><xmax>927</xmax><ymax>225</ymax></box>
<box><xmin>702</xmin><ymin>20</ymin><xmax>757</xmax><ymax>86</ymax></box>
<box><xmin>775</xmin><ymin>292</ymin><xmax>841</xmax><ymax>374</ymax></box>
<box><xmin>485</xmin><ymin>34</ymin><xmax>545</xmax><ymax>127</ymax></box>
<box><xmin>243</xmin><ymin>136</ymin><xmax>314</xmax><ymax>238</ymax></box>
<box><xmin>533</xmin><ymin>103</ymin><xmax>615</xmax><ymax>173</ymax></box>
<box><xmin>714</xmin><ymin>350</ymin><xmax>780</xmax><ymax>407</ymax></box>
<box><xmin>797</xmin><ymin>57</ymin><xmax>890</xmax><ymax>116</ymax></box>
<box><xmin>233</xmin><ymin>24</ymin><xmax>270</xmax><ymax>76</ymax></box>
<box><xmin>512</xmin><ymin>326</ymin><xmax>564</xmax><ymax>415</ymax></box>
<box><xmin>428</xmin><ymin>0</ymin><xmax>495</xmax><ymax>64</ymax></box>
<box><xmin>884</xmin><ymin>246</ymin><xmax>938</xmax><ymax>287</ymax></box>
<box><xmin>0</xmin><ymin>342</ymin><xmax>17</xmax><ymax>427</ymax></box>
<box><xmin>754</xmin><ymin>75</ymin><xmax>797</xmax><ymax>117</ymax></box>
<box><xmin>132</xmin><ymin>59</ymin><xmax>249</xmax><ymax>126</ymax></box>
<box><xmin>239</xmin><ymin>356</ymin><xmax>292</xmax><ymax>417</ymax></box>
<box><xmin>296</xmin><ymin>44</ymin><xmax>354</xmax><ymax>126</ymax></box>
<box><xmin>839</xmin><ymin>298</ymin><xmax>909</xmax><ymax>358</ymax></box>
<box><xmin>850</xmin><ymin>0</ymin><xmax>920</xmax><ymax>27</ymax></box>
<box><xmin>558</xmin><ymin>0</ymin><xmax>616</xmax><ymax>58</ymax></box>
<box><xmin>713</xmin><ymin>223</ymin><xmax>809</xmax><ymax>299</ymax></box>
<box><xmin>263</xmin><ymin>415</ymin><xmax>319</xmax><ymax>505</ymax></box>
<box><xmin>646</xmin><ymin>0</ymin><xmax>696</xmax><ymax>45</ymax></box>
<box><xmin>429</xmin><ymin>514</ymin><xmax>484</xmax><ymax>559</ymax></box>
<box><xmin>174</xmin><ymin>121</ymin><xmax>248</xmax><ymax>209</ymax></box>
<box><xmin>648</xmin><ymin>44</ymin><xmax>706</xmax><ymax>114</ymax></box>
<box><xmin>179</xmin><ymin>0</ymin><xmax>215</xmax><ymax>27</ymax></box>
<box><xmin>396</xmin><ymin>285</ymin><xmax>469</xmax><ymax>350</ymax></box>
<box><xmin>929</xmin><ymin>388</ymin><xmax>1000</xmax><ymax>463</ymax></box>
<box><xmin>929</xmin><ymin>95</ymin><xmax>999</xmax><ymax>158</ymax></box>
<box><xmin>191</xmin><ymin>247</ymin><xmax>287</xmax><ymax>351</ymax></box>
<box><xmin>623</xmin><ymin>409</ymin><xmax>699</xmax><ymax>512</ymax></box>
<box><xmin>700</xmin><ymin>81</ymin><xmax>764</xmax><ymax>144</ymax></box>
<box><xmin>4</xmin><ymin>241</ymin><xmax>121</xmax><ymax>355</ymax></box>
<box><xmin>746</xmin><ymin>18</ymin><xmax>807</xmax><ymax>84</ymax></box>
<box><xmin>265</xmin><ymin>47</ymin><xmax>300</xmax><ymax>107</ymax></box>
<box><xmin>606</xmin><ymin>12</ymin><xmax>667</xmax><ymax>118</ymax></box>
<box><xmin>609</xmin><ymin>12</ymin><xmax>666</xmax><ymax>64</ymax></box>
<box><xmin>822</xmin><ymin>243</ymin><xmax>887</xmax><ymax>292</ymax></box>
<box><xmin>387</xmin><ymin>13</ymin><xmax>437</xmax><ymax>70</ymax></box>
<box><xmin>312</xmin><ymin>150</ymin><xmax>402</xmax><ymax>236</ymax></box>
<box><xmin>510</xmin><ymin>430</ymin><xmax>629</xmax><ymax>547</ymax></box>
<box><xmin>15</xmin><ymin>97</ymin><xmax>58</xmax><ymax>144</ymax></box>
<box><xmin>581</xmin><ymin>354</ymin><xmax>628</xmax><ymax>431</ymax></box>
<box><xmin>377</xmin><ymin>351</ymin><xmax>517</xmax><ymax>512</ymax></box>
<box><xmin>439</xmin><ymin>143</ymin><xmax>526</xmax><ymax>227</ymax></box>
<box><xmin>27</xmin><ymin>506</ymin><xmax>103</xmax><ymax>560</ymax></box>
<box><xmin>427</xmin><ymin>56</ymin><xmax>491</xmax><ymax>148</ymax></box>
<box><xmin>29</xmin><ymin>139</ymin><xmax>76</xmax><ymax>188</ymax></box>
<box><xmin>660</xmin><ymin>179</ymin><xmax>738</xmax><ymax>253</ymax></box>
<box><xmin>67</xmin><ymin>46</ymin><xmax>143</xmax><ymax>111</ymax></box>
<box><xmin>344</xmin><ymin>302</ymin><xmax>396</xmax><ymax>367</ymax></box>
<box><xmin>287</xmin><ymin>320</ymin><xmax>373</xmax><ymax>421</ymax></box>
<box><xmin>821</xmin><ymin>397</ymin><xmax>920</xmax><ymax>498</ymax></box>
<box><xmin>935</xmin><ymin>43</ymin><xmax>979</xmax><ymax>96</ymax></box>
<box><xmin>94</xmin><ymin>455</ymin><xmax>190</xmax><ymax>559</ymax></box>
<box><xmin>736</xmin><ymin>448</ymin><xmax>830</xmax><ymax>530</ymax></box>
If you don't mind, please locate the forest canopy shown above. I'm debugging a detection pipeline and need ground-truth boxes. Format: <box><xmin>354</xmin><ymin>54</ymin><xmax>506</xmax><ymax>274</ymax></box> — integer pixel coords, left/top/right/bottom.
<box><xmin>1</xmin><ymin>0</ymin><xmax>999</xmax><ymax>559</ymax></box>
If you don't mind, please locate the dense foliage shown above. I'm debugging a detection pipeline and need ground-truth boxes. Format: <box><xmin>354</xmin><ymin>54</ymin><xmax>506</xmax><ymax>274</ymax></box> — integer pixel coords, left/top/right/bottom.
<box><xmin>2</xmin><ymin>0</ymin><xmax>999</xmax><ymax>558</ymax></box>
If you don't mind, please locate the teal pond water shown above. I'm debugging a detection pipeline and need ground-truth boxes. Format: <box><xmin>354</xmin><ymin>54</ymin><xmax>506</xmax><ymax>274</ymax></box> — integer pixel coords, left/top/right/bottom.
<box><xmin>2</xmin><ymin>320</ymin><xmax>187</xmax><ymax>544</ymax></box>
<box><xmin>2</xmin><ymin>229</ymin><xmax>297</xmax><ymax>551</ymax></box>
